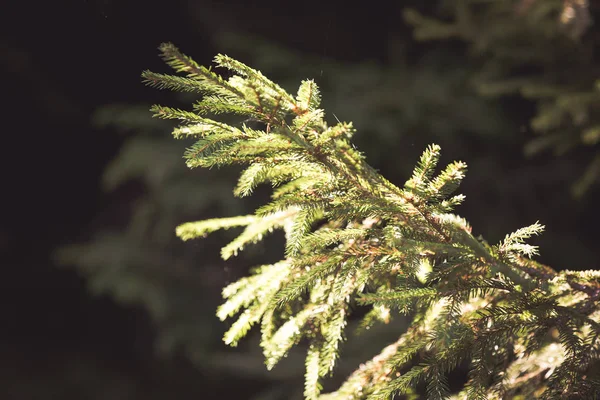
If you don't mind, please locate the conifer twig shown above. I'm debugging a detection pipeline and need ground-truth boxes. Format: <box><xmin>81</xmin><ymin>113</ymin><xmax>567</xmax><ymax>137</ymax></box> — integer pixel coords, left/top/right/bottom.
<box><xmin>144</xmin><ymin>43</ymin><xmax>600</xmax><ymax>399</ymax></box>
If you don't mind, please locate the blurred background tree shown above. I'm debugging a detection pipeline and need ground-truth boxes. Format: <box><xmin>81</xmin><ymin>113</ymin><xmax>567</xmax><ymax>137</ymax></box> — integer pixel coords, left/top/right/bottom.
<box><xmin>404</xmin><ymin>0</ymin><xmax>600</xmax><ymax>197</ymax></box>
<box><xmin>2</xmin><ymin>0</ymin><xmax>599</xmax><ymax>399</ymax></box>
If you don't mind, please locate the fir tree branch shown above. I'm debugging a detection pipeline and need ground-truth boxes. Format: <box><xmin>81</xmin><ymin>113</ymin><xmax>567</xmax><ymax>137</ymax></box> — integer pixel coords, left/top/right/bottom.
<box><xmin>144</xmin><ymin>43</ymin><xmax>600</xmax><ymax>399</ymax></box>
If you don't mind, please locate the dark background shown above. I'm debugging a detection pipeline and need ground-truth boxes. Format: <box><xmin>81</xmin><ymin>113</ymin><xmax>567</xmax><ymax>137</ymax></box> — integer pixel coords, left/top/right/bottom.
<box><xmin>2</xmin><ymin>1</ymin><xmax>599</xmax><ymax>399</ymax></box>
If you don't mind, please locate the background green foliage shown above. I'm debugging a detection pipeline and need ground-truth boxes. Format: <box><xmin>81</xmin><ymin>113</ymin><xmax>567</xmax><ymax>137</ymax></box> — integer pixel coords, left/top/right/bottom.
<box><xmin>405</xmin><ymin>0</ymin><xmax>600</xmax><ymax>196</ymax></box>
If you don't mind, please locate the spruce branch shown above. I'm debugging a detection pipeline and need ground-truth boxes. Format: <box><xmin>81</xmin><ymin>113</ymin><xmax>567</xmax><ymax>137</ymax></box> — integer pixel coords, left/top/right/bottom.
<box><xmin>144</xmin><ymin>43</ymin><xmax>600</xmax><ymax>399</ymax></box>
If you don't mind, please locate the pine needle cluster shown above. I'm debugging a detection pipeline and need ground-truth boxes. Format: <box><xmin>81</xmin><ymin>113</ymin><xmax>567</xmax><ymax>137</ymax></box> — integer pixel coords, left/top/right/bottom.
<box><xmin>143</xmin><ymin>43</ymin><xmax>600</xmax><ymax>399</ymax></box>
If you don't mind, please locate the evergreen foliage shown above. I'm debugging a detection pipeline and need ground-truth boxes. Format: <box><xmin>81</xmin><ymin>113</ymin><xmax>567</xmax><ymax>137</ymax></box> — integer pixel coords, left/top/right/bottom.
<box><xmin>57</xmin><ymin>31</ymin><xmax>523</xmax><ymax>399</ymax></box>
<box><xmin>404</xmin><ymin>0</ymin><xmax>600</xmax><ymax>197</ymax></box>
<box><xmin>54</xmin><ymin>102</ymin><xmax>244</xmax><ymax>357</ymax></box>
<box><xmin>144</xmin><ymin>42</ymin><xmax>600</xmax><ymax>399</ymax></box>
